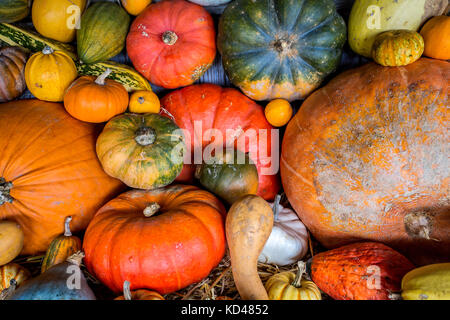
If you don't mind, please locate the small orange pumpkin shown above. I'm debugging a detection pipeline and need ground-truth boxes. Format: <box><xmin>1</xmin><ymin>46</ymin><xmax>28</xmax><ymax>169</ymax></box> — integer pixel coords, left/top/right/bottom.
<box><xmin>128</xmin><ymin>90</ymin><xmax>160</xmax><ymax>114</ymax></box>
<box><xmin>420</xmin><ymin>15</ymin><xmax>450</xmax><ymax>60</ymax></box>
<box><xmin>264</xmin><ymin>99</ymin><xmax>293</xmax><ymax>127</ymax></box>
<box><xmin>64</xmin><ymin>68</ymin><xmax>129</xmax><ymax>123</ymax></box>
<box><xmin>121</xmin><ymin>0</ymin><xmax>151</xmax><ymax>16</ymax></box>
<box><xmin>115</xmin><ymin>281</ymin><xmax>164</xmax><ymax>300</ymax></box>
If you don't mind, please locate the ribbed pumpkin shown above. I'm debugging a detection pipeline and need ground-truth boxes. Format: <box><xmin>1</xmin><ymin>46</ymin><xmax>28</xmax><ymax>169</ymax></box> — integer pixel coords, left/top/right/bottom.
<box><xmin>0</xmin><ymin>46</ymin><xmax>27</xmax><ymax>102</ymax></box>
<box><xmin>218</xmin><ymin>0</ymin><xmax>346</xmax><ymax>101</ymax></box>
<box><xmin>40</xmin><ymin>216</ymin><xmax>82</xmax><ymax>274</ymax></box>
<box><xmin>127</xmin><ymin>0</ymin><xmax>216</xmax><ymax>89</ymax></box>
<box><xmin>420</xmin><ymin>15</ymin><xmax>450</xmax><ymax>60</ymax></box>
<box><xmin>281</xmin><ymin>58</ymin><xmax>450</xmax><ymax>266</ymax></box>
<box><xmin>0</xmin><ymin>100</ymin><xmax>124</xmax><ymax>255</ymax></box>
<box><xmin>77</xmin><ymin>2</ymin><xmax>130</xmax><ymax>64</ymax></box>
<box><xmin>64</xmin><ymin>69</ymin><xmax>129</xmax><ymax>123</ymax></box>
<box><xmin>25</xmin><ymin>46</ymin><xmax>78</xmax><ymax>102</ymax></box>
<box><xmin>32</xmin><ymin>0</ymin><xmax>87</xmax><ymax>43</ymax></box>
<box><xmin>372</xmin><ymin>30</ymin><xmax>424</xmax><ymax>66</ymax></box>
<box><xmin>83</xmin><ymin>185</ymin><xmax>227</xmax><ymax>294</ymax></box>
<box><xmin>0</xmin><ymin>0</ymin><xmax>30</xmax><ymax>23</ymax></box>
<box><xmin>310</xmin><ymin>242</ymin><xmax>415</xmax><ymax>300</ymax></box>
<box><xmin>96</xmin><ymin>113</ymin><xmax>185</xmax><ymax>190</ymax></box>
<box><xmin>160</xmin><ymin>84</ymin><xmax>280</xmax><ymax>201</ymax></box>
<box><xmin>0</xmin><ymin>263</ymin><xmax>30</xmax><ymax>291</ymax></box>
<box><xmin>115</xmin><ymin>281</ymin><xmax>164</xmax><ymax>300</ymax></box>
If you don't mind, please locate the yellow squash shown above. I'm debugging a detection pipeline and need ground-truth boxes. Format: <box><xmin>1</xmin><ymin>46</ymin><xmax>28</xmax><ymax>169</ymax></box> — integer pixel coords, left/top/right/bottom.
<box><xmin>0</xmin><ymin>220</ymin><xmax>23</xmax><ymax>266</ymax></box>
<box><xmin>129</xmin><ymin>90</ymin><xmax>160</xmax><ymax>114</ymax></box>
<box><xmin>0</xmin><ymin>263</ymin><xmax>30</xmax><ymax>291</ymax></box>
<box><xmin>401</xmin><ymin>263</ymin><xmax>450</xmax><ymax>300</ymax></box>
<box><xmin>121</xmin><ymin>0</ymin><xmax>151</xmax><ymax>16</ymax></box>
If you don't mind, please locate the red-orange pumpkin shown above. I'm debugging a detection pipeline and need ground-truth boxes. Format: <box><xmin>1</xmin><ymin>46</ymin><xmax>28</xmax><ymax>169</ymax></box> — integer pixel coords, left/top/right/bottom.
<box><xmin>0</xmin><ymin>100</ymin><xmax>124</xmax><ymax>255</ymax></box>
<box><xmin>160</xmin><ymin>84</ymin><xmax>280</xmax><ymax>201</ymax></box>
<box><xmin>83</xmin><ymin>185</ymin><xmax>226</xmax><ymax>294</ymax></box>
<box><xmin>281</xmin><ymin>58</ymin><xmax>449</xmax><ymax>266</ymax></box>
<box><xmin>126</xmin><ymin>0</ymin><xmax>216</xmax><ymax>89</ymax></box>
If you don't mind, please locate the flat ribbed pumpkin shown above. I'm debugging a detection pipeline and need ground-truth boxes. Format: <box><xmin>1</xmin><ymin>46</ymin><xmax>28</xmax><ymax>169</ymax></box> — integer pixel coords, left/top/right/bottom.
<box><xmin>83</xmin><ymin>185</ymin><xmax>226</xmax><ymax>294</ymax></box>
<box><xmin>0</xmin><ymin>46</ymin><xmax>27</xmax><ymax>103</ymax></box>
<box><xmin>281</xmin><ymin>58</ymin><xmax>449</xmax><ymax>266</ymax></box>
<box><xmin>0</xmin><ymin>100</ymin><xmax>124</xmax><ymax>255</ymax></box>
<box><xmin>218</xmin><ymin>0</ymin><xmax>346</xmax><ymax>101</ymax></box>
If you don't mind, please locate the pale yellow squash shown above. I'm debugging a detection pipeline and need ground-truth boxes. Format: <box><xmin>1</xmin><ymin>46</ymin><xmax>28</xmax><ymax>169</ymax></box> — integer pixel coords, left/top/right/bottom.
<box><xmin>401</xmin><ymin>263</ymin><xmax>450</xmax><ymax>300</ymax></box>
<box><xmin>0</xmin><ymin>220</ymin><xmax>23</xmax><ymax>266</ymax></box>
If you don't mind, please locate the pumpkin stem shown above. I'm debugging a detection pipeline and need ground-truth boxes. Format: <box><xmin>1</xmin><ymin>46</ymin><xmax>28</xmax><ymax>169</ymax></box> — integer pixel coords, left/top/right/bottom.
<box><xmin>143</xmin><ymin>202</ymin><xmax>160</xmax><ymax>217</ymax></box>
<box><xmin>404</xmin><ymin>210</ymin><xmax>439</xmax><ymax>241</ymax></box>
<box><xmin>42</xmin><ymin>46</ymin><xmax>54</xmax><ymax>55</ymax></box>
<box><xmin>95</xmin><ymin>68</ymin><xmax>112</xmax><ymax>86</ymax></box>
<box><xmin>194</xmin><ymin>165</ymin><xmax>202</xmax><ymax>180</ymax></box>
<box><xmin>292</xmin><ymin>261</ymin><xmax>306</xmax><ymax>288</ymax></box>
<box><xmin>66</xmin><ymin>251</ymin><xmax>84</xmax><ymax>266</ymax></box>
<box><xmin>123</xmin><ymin>281</ymin><xmax>132</xmax><ymax>300</ymax></box>
<box><xmin>138</xmin><ymin>97</ymin><xmax>145</xmax><ymax>104</ymax></box>
<box><xmin>64</xmin><ymin>216</ymin><xmax>73</xmax><ymax>237</ymax></box>
<box><xmin>0</xmin><ymin>279</ymin><xmax>16</xmax><ymax>300</ymax></box>
<box><xmin>135</xmin><ymin>127</ymin><xmax>156</xmax><ymax>146</ymax></box>
<box><xmin>162</xmin><ymin>31</ymin><xmax>178</xmax><ymax>46</ymax></box>
<box><xmin>273</xmin><ymin>194</ymin><xmax>281</xmax><ymax>222</ymax></box>
<box><xmin>0</xmin><ymin>178</ymin><xmax>13</xmax><ymax>205</ymax></box>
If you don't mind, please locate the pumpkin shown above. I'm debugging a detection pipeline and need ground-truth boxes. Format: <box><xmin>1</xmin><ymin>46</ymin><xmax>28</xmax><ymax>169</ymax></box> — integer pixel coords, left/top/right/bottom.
<box><xmin>96</xmin><ymin>113</ymin><xmax>185</xmax><ymax>190</ymax></box>
<box><xmin>348</xmin><ymin>0</ymin><xmax>448</xmax><ymax>58</ymax></box>
<box><xmin>265</xmin><ymin>261</ymin><xmax>321</xmax><ymax>300</ymax></box>
<box><xmin>188</xmin><ymin>0</ymin><xmax>231</xmax><ymax>6</ymax></box>
<box><xmin>32</xmin><ymin>0</ymin><xmax>86</xmax><ymax>43</ymax></box>
<box><xmin>258</xmin><ymin>195</ymin><xmax>308</xmax><ymax>266</ymax></box>
<box><xmin>126</xmin><ymin>0</ymin><xmax>216</xmax><ymax>89</ymax></box>
<box><xmin>401</xmin><ymin>263</ymin><xmax>450</xmax><ymax>300</ymax></box>
<box><xmin>226</xmin><ymin>195</ymin><xmax>273</xmax><ymax>300</ymax></box>
<box><xmin>25</xmin><ymin>46</ymin><xmax>78</xmax><ymax>102</ymax></box>
<box><xmin>420</xmin><ymin>15</ymin><xmax>450</xmax><ymax>60</ymax></box>
<box><xmin>281</xmin><ymin>58</ymin><xmax>450</xmax><ymax>266</ymax></box>
<box><xmin>217</xmin><ymin>0</ymin><xmax>346</xmax><ymax>101</ymax></box>
<box><xmin>115</xmin><ymin>281</ymin><xmax>164</xmax><ymax>300</ymax></box>
<box><xmin>77</xmin><ymin>2</ymin><xmax>130</xmax><ymax>64</ymax></box>
<box><xmin>121</xmin><ymin>0</ymin><xmax>152</xmax><ymax>16</ymax></box>
<box><xmin>63</xmin><ymin>68</ymin><xmax>129</xmax><ymax>123</ymax></box>
<box><xmin>160</xmin><ymin>84</ymin><xmax>280</xmax><ymax>201</ymax></box>
<box><xmin>310</xmin><ymin>242</ymin><xmax>415</xmax><ymax>300</ymax></box>
<box><xmin>195</xmin><ymin>148</ymin><xmax>259</xmax><ymax>205</ymax></box>
<box><xmin>41</xmin><ymin>216</ymin><xmax>82</xmax><ymax>274</ymax></box>
<box><xmin>0</xmin><ymin>220</ymin><xmax>23</xmax><ymax>266</ymax></box>
<box><xmin>0</xmin><ymin>46</ymin><xmax>27</xmax><ymax>102</ymax></box>
<box><xmin>0</xmin><ymin>99</ymin><xmax>124</xmax><ymax>255</ymax></box>
<box><xmin>129</xmin><ymin>90</ymin><xmax>160</xmax><ymax>114</ymax></box>
<box><xmin>372</xmin><ymin>30</ymin><xmax>424</xmax><ymax>67</ymax></box>
<box><xmin>0</xmin><ymin>263</ymin><xmax>30</xmax><ymax>291</ymax></box>
<box><xmin>8</xmin><ymin>252</ymin><xmax>96</xmax><ymax>300</ymax></box>
<box><xmin>264</xmin><ymin>99</ymin><xmax>293</xmax><ymax>127</ymax></box>
<box><xmin>83</xmin><ymin>185</ymin><xmax>226</xmax><ymax>294</ymax></box>
<box><xmin>0</xmin><ymin>0</ymin><xmax>30</xmax><ymax>23</ymax></box>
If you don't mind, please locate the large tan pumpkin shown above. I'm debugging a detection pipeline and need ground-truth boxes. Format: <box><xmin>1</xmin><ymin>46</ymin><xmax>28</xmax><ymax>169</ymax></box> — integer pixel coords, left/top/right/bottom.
<box><xmin>0</xmin><ymin>100</ymin><xmax>124</xmax><ymax>255</ymax></box>
<box><xmin>281</xmin><ymin>58</ymin><xmax>449</xmax><ymax>266</ymax></box>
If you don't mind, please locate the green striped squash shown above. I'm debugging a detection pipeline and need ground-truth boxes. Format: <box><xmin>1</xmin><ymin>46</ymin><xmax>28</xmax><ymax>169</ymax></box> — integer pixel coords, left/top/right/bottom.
<box><xmin>218</xmin><ymin>0</ymin><xmax>347</xmax><ymax>101</ymax></box>
<box><xmin>0</xmin><ymin>0</ymin><xmax>30</xmax><ymax>23</ymax></box>
<box><xmin>77</xmin><ymin>2</ymin><xmax>130</xmax><ymax>64</ymax></box>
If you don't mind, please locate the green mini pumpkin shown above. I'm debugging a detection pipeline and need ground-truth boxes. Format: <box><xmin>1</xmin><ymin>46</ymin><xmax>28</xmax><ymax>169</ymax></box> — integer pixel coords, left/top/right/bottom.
<box><xmin>0</xmin><ymin>0</ymin><xmax>30</xmax><ymax>23</ymax></box>
<box><xmin>218</xmin><ymin>0</ymin><xmax>346</xmax><ymax>101</ymax></box>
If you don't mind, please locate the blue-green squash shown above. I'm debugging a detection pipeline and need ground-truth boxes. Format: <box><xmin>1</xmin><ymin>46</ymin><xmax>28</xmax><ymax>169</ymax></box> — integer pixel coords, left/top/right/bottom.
<box><xmin>217</xmin><ymin>0</ymin><xmax>347</xmax><ymax>101</ymax></box>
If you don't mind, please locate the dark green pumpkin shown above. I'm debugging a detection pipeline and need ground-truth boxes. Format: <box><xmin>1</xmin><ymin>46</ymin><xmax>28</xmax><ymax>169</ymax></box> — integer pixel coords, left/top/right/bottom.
<box><xmin>195</xmin><ymin>149</ymin><xmax>258</xmax><ymax>205</ymax></box>
<box><xmin>0</xmin><ymin>0</ymin><xmax>30</xmax><ymax>23</ymax></box>
<box><xmin>77</xmin><ymin>2</ymin><xmax>130</xmax><ymax>64</ymax></box>
<box><xmin>218</xmin><ymin>0</ymin><xmax>346</xmax><ymax>101</ymax></box>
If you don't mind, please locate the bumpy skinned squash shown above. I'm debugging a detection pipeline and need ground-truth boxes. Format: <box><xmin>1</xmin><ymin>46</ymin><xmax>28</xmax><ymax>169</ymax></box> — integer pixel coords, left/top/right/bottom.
<box><xmin>0</xmin><ymin>46</ymin><xmax>27</xmax><ymax>103</ymax></box>
<box><xmin>0</xmin><ymin>100</ymin><xmax>123</xmax><ymax>255</ymax></box>
<box><xmin>281</xmin><ymin>58</ymin><xmax>449</xmax><ymax>266</ymax></box>
<box><xmin>0</xmin><ymin>0</ymin><xmax>30</xmax><ymax>23</ymax></box>
<box><xmin>401</xmin><ymin>263</ymin><xmax>450</xmax><ymax>300</ymax></box>
<box><xmin>218</xmin><ymin>0</ymin><xmax>346</xmax><ymax>101</ymax></box>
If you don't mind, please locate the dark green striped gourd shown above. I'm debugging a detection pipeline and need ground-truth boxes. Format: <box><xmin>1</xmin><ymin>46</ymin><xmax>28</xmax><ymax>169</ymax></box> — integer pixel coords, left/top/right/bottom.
<box><xmin>77</xmin><ymin>2</ymin><xmax>130</xmax><ymax>64</ymax></box>
<box><xmin>0</xmin><ymin>0</ymin><xmax>30</xmax><ymax>23</ymax></box>
<box><xmin>218</xmin><ymin>0</ymin><xmax>347</xmax><ymax>101</ymax></box>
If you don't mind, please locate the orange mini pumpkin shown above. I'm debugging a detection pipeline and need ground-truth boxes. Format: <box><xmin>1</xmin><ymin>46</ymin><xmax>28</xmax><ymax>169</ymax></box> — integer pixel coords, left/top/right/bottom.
<box><xmin>420</xmin><ymin>15</ymin><xmax>450</xmax><ymax>60</ymax></box>
<box><xmin>64</xmin><ymin>68</ymin><xmax>129</xmax><ymax>123</ymax></box>
<box><xmin>128</xmin><ymin>90</ymin><xmax>160</xmax><ymax>114</ymax></box>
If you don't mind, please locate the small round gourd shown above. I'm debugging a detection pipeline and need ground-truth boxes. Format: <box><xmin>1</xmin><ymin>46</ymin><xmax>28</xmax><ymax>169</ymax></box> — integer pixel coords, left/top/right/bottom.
<box><xmin>115</xmin><ymin>281</ymin><xmax>165</xmax><ymax>300</ymax></box>
<box><xmin>129</xmin><ymin>90</ymin><xmax>160</xmax><ymax>114</ymax></box>
<box><xmin>0</xmin><ymin>220</ymin><xmax>23</xmax><ymax>266</ymax></box>
<box><xmin>265</xmin><ymin>99</ymin><xmax>293</xmax><ymax>127</ymax></box>
<box><xmin>420</xmin><ymin>16</ymin><xmax>450</xmax><ymax>60</ymax></box>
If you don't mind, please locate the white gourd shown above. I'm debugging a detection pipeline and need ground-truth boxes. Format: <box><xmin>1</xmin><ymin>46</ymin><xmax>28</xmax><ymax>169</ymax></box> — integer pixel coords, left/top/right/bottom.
<box><xmin>258</xmin><ymin>195</ymin><xmax>308</xmax><ymax>266</ymax></box>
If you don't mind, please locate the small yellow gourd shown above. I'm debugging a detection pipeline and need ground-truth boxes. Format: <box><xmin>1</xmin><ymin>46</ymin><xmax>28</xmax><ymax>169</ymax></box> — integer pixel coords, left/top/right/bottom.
<box><xmin>264</xmin><ymin>99</ymin><xmax>293</xmax><ymax>127</ymax></box>
<box><xmin>265</xmin><ymin>261</ymin><xmax>322</xmax><ymax>300</ymax></box>
<box><xmin>0</xmin><ymin>220</ymin><xmax>23</xmax><ymax>266</ymax></box>
<box><xmin>128</xmin><ymin>90</ymin><xmax>160</xmax><ymax>114</ymax></box>
<box><xmin>121</xmin><ymin>0</ymin><xmax>151</xmax><ymax>16</ymax></box>
<box><xmin>401</xmin><ymin>263</ymin><xmax>450</xmax><ymax>300</ymax></box>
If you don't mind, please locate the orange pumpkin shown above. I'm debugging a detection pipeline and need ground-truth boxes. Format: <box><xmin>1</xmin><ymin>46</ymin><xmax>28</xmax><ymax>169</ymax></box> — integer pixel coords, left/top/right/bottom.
<box><xmin>420</xmin><ymin>15</ymin><xmax>450</xmax><ymax>60</ymax></box>
<box><xmin>281</xmin><ymin>58</ymin><xmax>449</xmax><ymax>266</ymax></box>
<box><xmin>0</xmin><ymin>100</ymin><xmax>124</xmax><ymax>255</ymax></box>
<box><xmin>128</xmin><ymin>90</ymin><xmax>160</xmax><ymax>114</ymax></box>
<box><xmin>115</xmin><ymin>281</ymin><xmax>164</xmax><ymax>300</ymax></box>
<box><xmin>121</xmin><ymin>0</ymin><xmax>151</xmax><ymax>16</ymax></box>
<box><xmin>126</xmin><ymin>0</ymin><xmax>216</xmax><ymax>89</ymax></box>
<box><xmin>264</xmin><ymin>99</ymin><xmax>293</xmax><ymax>127</ymax></box>
<box><xmin>64</xmin><ymin>69</ymin><xmax>129</xmax><ymax>123</ymax></box>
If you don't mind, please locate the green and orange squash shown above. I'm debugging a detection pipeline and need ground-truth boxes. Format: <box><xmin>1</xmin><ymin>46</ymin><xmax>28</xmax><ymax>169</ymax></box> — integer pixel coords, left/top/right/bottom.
<box><xmin>0</xmin><ymin>0</ymin><xmax>30</xmax><ymax>23</ymax></box>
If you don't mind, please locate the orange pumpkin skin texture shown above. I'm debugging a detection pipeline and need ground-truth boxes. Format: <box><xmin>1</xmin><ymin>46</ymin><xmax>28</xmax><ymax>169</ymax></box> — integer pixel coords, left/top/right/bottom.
<box><xmin>281</xmin><ymin>58</ymin><xmax>449</xmax><ymax>266</ymax></box>
<box><xmin>0</xmin><ymin>100</ymin><xmax>124</xmax><ymax>255</ymax></box>
<box><xmin>420</xmin><ymin>15</ymin><xmax>450</xmax><ymax>60</ymax></box>
<box><xmin>126</xmin><ymin>0</ymin><xmax>216</xmax><ymax>89</ymax></box>
<box><xmin>310</xmin><ymin>242</ymin><xmax>415</xmax><ymax>300</ymax></box>
<box><xmin>83</xmin><ymin>185</ymin><xmax>226</xmax><ymax>294</ymax></box>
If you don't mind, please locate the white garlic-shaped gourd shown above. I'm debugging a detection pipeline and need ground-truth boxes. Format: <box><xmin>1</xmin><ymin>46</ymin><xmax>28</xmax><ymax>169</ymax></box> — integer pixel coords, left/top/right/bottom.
<box><xmin>258</xmin><ymin>195</ymin><xmax>308</xmax><ymax>266</ymax></box>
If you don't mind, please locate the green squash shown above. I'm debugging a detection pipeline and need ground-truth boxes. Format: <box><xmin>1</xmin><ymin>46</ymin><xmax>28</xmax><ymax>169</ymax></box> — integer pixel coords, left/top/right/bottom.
<box><xmin>348</xmin><ymin>0</ymin><xmax>448</xmax><ymax>58</ymax></box>
<box><xmin>217</xmin><ymin>0</ymin><xmax>346</xmax><ymax>102</ymax></box>
<box><xmin>0</xmin><ymin>0</ymin><xmax>30</xmax><ymax>23</ymax></box>
<box><xmin>77</xmin><ymin>2</ymin><xmax>130</xmax><ymax>64</ymax></box>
